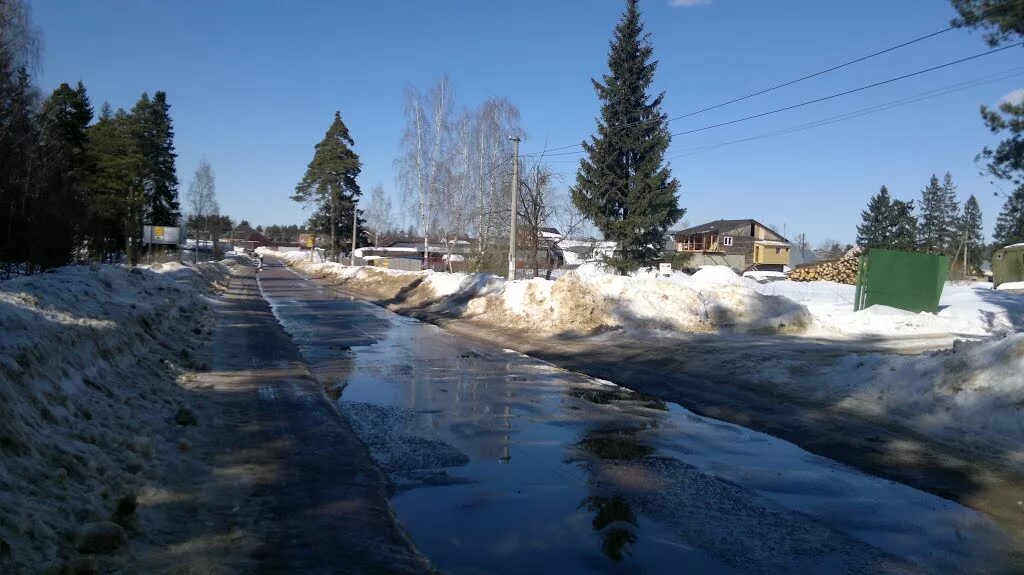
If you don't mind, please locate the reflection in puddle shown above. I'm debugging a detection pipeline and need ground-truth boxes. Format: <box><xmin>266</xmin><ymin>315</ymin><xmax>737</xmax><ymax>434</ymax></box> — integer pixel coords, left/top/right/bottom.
<box><xmin>579</xmin><ymin>495</ymin><xmax>638</xmax><ymax>562</ymax></box>
<box><xmin>576</xmin><ymin>434</ymin><xmax>655</xmax><ymax>461</ymax></box>
<box><xmin>567</xmin><ymin>387</ymin><xmax>669</xmax><ymax>411</ymax></box>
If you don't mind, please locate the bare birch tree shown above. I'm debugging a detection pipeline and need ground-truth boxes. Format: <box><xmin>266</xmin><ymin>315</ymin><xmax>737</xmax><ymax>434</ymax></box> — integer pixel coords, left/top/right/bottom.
<box><xmin>396</xmin><ymin>78</ymin><xmax>522</xmax><ymax>272</ymax></box>
<box><xmin>186</xmin><ymin>158</ymin><xmax>218</xmax><ymax>262</ymax></box>
<box><xmin>364</xmin><ymin>183</ymin><xmax>394</xmax><ymax>245</ymax></box>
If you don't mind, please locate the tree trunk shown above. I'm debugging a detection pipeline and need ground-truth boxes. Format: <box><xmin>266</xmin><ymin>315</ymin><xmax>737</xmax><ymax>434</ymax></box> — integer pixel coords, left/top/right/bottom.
<box><xmin>330</xmin><ymin>189</ymin><xmax>337</xmax><ymax>262</ymax></box>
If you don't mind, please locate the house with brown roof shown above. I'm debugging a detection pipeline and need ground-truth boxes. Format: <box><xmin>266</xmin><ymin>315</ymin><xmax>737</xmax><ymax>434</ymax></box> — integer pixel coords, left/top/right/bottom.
<box><xmin>672</xmin><ymin>219</ymin><xmax>791</xmax><ymax>272</ymax></box>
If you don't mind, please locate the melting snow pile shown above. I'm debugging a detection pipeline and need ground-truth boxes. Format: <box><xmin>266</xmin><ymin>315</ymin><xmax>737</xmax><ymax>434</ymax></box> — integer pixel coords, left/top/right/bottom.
<box><xmin>272</xmin><ymin>252</ymin><xmax>1024</xmax><ymax>341</ymax></box>
<box><xmin>0</xmin><ymin>262</ymin><xmax>228</xmax><ymax>572</ymax></box>
<box><xmin>275</xmin><ymin>256</ymin><xmax>810</xmax><ymax>335</ymax></box>
<box><xmin>824</xmin><ymin>333</ymin><xmax>1024</xmax><ymax>458</ymax></box>
<box><xmin>756</xmin><ymin>279</ymin><xmax>1024</xmax><ymax>340</ymax></box>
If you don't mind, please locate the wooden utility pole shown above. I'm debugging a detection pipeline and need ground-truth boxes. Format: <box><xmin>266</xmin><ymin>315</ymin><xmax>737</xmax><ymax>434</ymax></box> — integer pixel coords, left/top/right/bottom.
<box><xmin>350</xmin><ymin>201</ymin><xmax>358</xmax><ymax>266</ymax></box>
<box><xmin>507</xmin><ymin>136</ymin><xmax>521</xmax><ymax>281</ymax></box>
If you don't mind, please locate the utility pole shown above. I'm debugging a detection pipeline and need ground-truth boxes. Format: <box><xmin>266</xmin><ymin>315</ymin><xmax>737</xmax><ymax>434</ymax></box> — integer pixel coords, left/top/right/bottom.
<box><xmin>507</xmin><ymin>136</ymin><xmax>521</xmax><ymax>281</ymax></box>
<box><xmin>350</xmin><ymin>201</ymin><xmax>358</xmax><ymax>266</ymax></box>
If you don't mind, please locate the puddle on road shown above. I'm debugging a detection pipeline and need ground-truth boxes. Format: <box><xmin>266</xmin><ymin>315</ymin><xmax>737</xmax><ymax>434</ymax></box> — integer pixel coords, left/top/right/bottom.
<box><xmin>259</xmin><ymin>270</ymin><xmax>1016</xmax><ymax>575</ymax></box>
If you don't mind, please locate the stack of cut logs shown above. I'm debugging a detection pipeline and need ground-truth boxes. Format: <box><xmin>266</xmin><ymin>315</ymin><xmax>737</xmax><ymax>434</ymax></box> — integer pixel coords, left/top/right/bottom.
<box><xmin>788</xmin><ymin>258</ymin><xmax>859</xmax><ymax>284</ymax></box>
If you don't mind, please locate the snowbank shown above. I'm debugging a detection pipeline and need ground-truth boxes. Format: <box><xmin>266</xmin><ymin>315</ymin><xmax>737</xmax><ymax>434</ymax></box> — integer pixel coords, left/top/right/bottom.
<box><xmin>277</xmin><ymin>257</ymin><xmax>810</xmax><ymax>335</ymax></box>
<box><xmin>821</xmin><ymin>334</ymin><xmax>1024</xmax><ymax>460</ymax></box>
<box><xmin>275</xmin><ymin>253</ymin><xmax>1024</xmax><ymax>342</ymax></box>
<box><xmin>757</xmin><ymin>279</ymin><xmax>1024</xmax><ymax>340</ymax></box>
<box><xmin>0</xmin><ymin>262</ymin><xmax>229</xmax><ymax>571</ymax></box>
<box><xmin>689</xmin><ymin>265</ymin><xmax>754</xmax><ymax>287</ymax></box>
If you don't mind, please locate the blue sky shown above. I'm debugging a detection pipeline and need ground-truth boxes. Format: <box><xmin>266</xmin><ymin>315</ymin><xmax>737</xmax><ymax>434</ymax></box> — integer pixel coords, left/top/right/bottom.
<box><xmin>31</xmin><ymin>0</ymin><xmax>1024</xmax><ymax>245</ymax></box>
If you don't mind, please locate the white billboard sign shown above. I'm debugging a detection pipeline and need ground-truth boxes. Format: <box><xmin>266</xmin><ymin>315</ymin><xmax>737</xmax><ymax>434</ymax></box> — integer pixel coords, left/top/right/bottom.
<box><xmin>143</xmin><ymin>225</ymin><xmax>180</xmax><ymax>246</ymax></box>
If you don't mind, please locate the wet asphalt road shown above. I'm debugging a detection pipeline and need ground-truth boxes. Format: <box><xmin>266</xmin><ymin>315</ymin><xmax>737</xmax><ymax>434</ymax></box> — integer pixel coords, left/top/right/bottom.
<box><xmin>256</xmin><ymin>259</ymin><xmax>1017</xmax><ymax>574</ymax></box>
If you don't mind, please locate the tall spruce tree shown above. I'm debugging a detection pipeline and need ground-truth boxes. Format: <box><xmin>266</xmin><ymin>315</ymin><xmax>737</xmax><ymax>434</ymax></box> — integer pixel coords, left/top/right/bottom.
<box><xmin>856</xmin><ymin>186</ymin><xmax>894</xmax><ymax>250</ymax></box>
<box><xmin>37</xmin><ymin>82</ymin><xmax>93</xmax><ymax>268</ymax></box>
<box><xmin>292</xmin><ymin>111</ymin><xmax>363</xmax><ymax>260</ymax></box>
<box><xmin>88</xmin><ymin>106</ymin><xmax>146</xmax><ymax>263</ymax></box>
<box><xmin>0</xmin><ymin>67</ymin><xmax>39</xmax><ymax>271</ymax></box>
<box><xmin>993</xmin><ymin>184</ymin><xmax>1024</xmax><ymax>246</ymax></box>
<box><xmin>572</xmin><ymin>0</ymin><xmax>682</xmax><ymax>274</ymax></box>
<box><xmin>918</xmin><ymin>174</ymin><xmax>960</xmax><ymax>254</ymax></box>
<box><xmin>132</xmin><ymin>91</ymin><xmax>180</xmax><ymax>227</ymax></box>
<box><xmin>939</xmin><ymin>172</ymin><xmax>962</xmax><ymax>254</ymax></box>
<box><xmin>957</xmin><ymin>194</ymin><xmax>984</xmax><ymax>267</ymax></box>
<box><xmin>890</xmin><ymin>200</ymin><xmax>919</xmax><ymax>252</ymax></box>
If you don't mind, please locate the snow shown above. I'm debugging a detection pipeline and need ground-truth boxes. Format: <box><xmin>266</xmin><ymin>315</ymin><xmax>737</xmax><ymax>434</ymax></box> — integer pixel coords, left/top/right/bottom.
<box><xmin>996</xmin><ymin>281</ymin><xmax>1024</xmax><ymax>291</ymax></box>
<box><xmin>275</xmin><ymin>256</ymin><xmax>809</xmax><ymax>335</ymax></box>
<box><xmin>820</xmin><ymin>334</ymin><xmax>1024</xmax><ymax>462</ymax></box>
<box><xmin>0</xmin><ymin>261</ymin><xmax>230</xmax><ymax>570</ymax></box>
<box><xmin>275</xmin><ymin>250</ymin><xmax>1024</xmax><ymax>343</ymax></box>
<box><xmin>757</xmin><ymin>280</ymin><xmax>1024</xmax><ymax>340</ymax></box>
<box><xmin>743</xmin><ymin>270</ymin><xmax>787</xmax><ymax>283</ymax></box>
<box><xmin>689</xmin><ymin>265</ymin><xmax>754</xmax><ymax>287</ymax></box>
<box><xmin>422</xmin><ymin>272</ymin><xmax>471</xmax><ymax>298</ymax></box>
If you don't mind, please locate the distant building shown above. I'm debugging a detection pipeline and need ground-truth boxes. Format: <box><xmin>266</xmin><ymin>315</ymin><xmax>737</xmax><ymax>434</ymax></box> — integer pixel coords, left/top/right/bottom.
<box><xmin>992</xmin><ymin>243</ymin><xmax>1024</xmax><ymax>289</ymax></box>
<box><xmin>559</xmin><ymin>239</ymin><xmax>618</xmax><ymax>267</ymax></box>
<box><xmin>222</xmin><ymin>224</ymin><xmax>272</xmax><ymax>252</ymax></box>
<box><xmin>673</xmin><ymin>219</ymin><xmax>791</xmax><ymax>272</ymax></box>
<box><xmin>539</xmin><ymin>227</ymin><xmax>562</xmax><ymax>242</ymax></box>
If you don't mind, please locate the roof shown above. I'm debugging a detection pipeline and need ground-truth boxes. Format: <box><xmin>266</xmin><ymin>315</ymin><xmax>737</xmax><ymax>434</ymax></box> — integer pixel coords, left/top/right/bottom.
<box><xmin>674</xmin><ymin>218</ymin><xmax>789</xmax><ymax>242</ymax></box>
<box><xmin>997</xmin><ymin>243</ymin><xmax>1024</xmax><ymax>251</ymax></box>
<box><xmin>754</xmin><ymin>240</ymin><xmax>791</xmax><ymax>247</ymax></box>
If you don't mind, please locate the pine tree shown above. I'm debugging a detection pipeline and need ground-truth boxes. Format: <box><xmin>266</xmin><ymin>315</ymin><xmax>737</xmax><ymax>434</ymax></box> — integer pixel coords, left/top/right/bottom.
<box><xmin>305</xmin><ymin>200</ymin><xmax>368</xmax><ymax>255</ymax></box>
<box><xmin>572</xmin><ymin>0</ymin><xmax>682</xmax><ymax>274</ymax></box>
<box><xmin>993</xmin><ymin>185</ymin><xmax>1024</xmax><ymax>246</ymax></box>
<box><xmin>890</xmin><ymin>200</ymin><xmax>919</xmax><ymax>252</ymax></box>
<box><xmin>856</xmin><ymin>186</ymin><xmax>893</xmax><ymax>250</ymax></box>
<box><xmin>292</xmin><ymin>111</ymin><xmax>363</xmax><ymax>260</ymax></box>
<box><xmin>957</xmin><ymin>194</ymin><xmax>984</xmax><ymax>267</ymax></box>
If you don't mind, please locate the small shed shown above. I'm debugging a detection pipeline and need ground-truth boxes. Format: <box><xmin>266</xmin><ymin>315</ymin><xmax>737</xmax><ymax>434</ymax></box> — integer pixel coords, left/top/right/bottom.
<box><xmin>992</xmin><ymin>243</ymin><xmax>1024</xmax><ymax>288</ymax></box>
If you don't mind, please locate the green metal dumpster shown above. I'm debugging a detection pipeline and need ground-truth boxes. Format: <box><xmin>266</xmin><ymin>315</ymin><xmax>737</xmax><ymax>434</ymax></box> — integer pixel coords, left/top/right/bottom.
<box><xmin>854</xmin><ymin>249</ymin><xmax>949</xmax><ymax>313</ymax></box>
<box><xmin>992</xmin><ymin>244</ymin><xmax>1024</xmax><ymax>289</ymax></box>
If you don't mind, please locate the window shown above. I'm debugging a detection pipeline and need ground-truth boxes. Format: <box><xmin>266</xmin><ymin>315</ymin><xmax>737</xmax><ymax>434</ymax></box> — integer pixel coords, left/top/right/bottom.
<box><xmin>722</xmin><ymin>236</ymin><xmax>734</xmax><ymax>247</ymax></box>
<box><xmin>775</xmin><ymin>248</ymin><xmax>781</xmax><ymax>254</ymax></box>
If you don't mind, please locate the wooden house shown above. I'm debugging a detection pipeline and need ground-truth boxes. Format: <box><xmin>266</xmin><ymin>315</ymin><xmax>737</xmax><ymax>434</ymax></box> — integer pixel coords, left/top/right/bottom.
<box><xmin>673</xmin><ymin>219</ymin><xmax>791</xmax><ymax>272</ymax></box>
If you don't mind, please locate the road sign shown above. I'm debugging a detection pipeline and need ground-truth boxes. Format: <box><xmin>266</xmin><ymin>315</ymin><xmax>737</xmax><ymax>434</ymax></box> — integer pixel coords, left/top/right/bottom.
<box><xmin>659</xmin><ymin>263</ymin><xmax>672</xmax><ymax>276</ymax></box>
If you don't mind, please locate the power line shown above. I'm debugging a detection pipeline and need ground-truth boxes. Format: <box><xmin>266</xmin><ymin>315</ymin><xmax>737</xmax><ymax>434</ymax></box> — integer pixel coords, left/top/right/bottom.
<box><xmin>518</xmin><ymin>0</ymin><xmax>1024</xmax><ymax>158</ymax></box>
<box><xmin>668</xmin><ymin>42</ymin><xmax>1022</xmax><ymax>139</ymax></box>
<box><xmin>664</xmin><ymin>67</ymin><xmax>1024</xmax><ymax>160</ymax></box>
<box><xmin>527</xmin><ymin>41</ymin><xmax>1023</xmax><ymax>159</ymax></box>
<box><xmin>533</xmin><ymin>66</ymin><xmax>1022</xmax><ymax>165</ymax></box>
